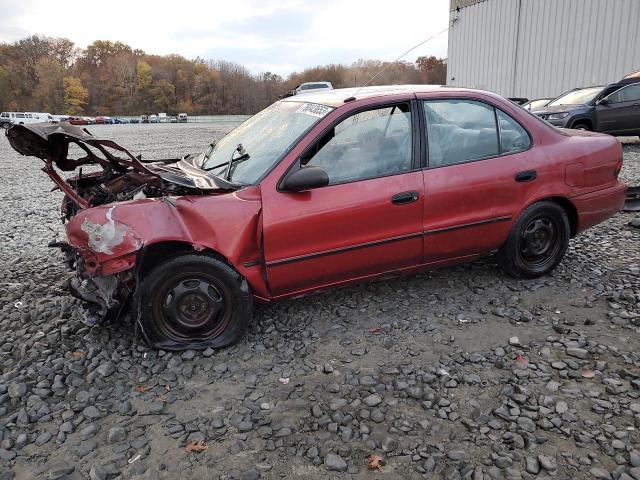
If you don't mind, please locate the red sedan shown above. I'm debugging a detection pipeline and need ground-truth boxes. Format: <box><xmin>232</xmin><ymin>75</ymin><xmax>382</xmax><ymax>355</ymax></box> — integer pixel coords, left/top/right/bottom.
<box><xmin>6</xmin><ymin>85</ymin><xmax>626</xmax><ymax>350</ymax></box>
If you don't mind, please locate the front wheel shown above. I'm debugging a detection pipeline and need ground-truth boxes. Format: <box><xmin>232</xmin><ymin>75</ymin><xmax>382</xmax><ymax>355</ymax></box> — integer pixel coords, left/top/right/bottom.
<box><xmin>498</xmin><ymin>201</ymin><xmax>570</xmax><ymax>278</ymax></box>
<box><xmin>572</xmin><ymin>122</ymin><xmax>591</xmax><ymax>131</ymax></box>
<box><xmin>137</xmin><ymin>254</ymin><xmax>252</xmax><ymax>350</ymax></box>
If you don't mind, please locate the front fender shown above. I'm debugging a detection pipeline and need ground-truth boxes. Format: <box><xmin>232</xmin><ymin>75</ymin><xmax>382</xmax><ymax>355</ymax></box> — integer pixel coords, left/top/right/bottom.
<box><xmin>66</xmin><ymin>189</ymin><xmax>263</xmax><ymax>279</ymax></box>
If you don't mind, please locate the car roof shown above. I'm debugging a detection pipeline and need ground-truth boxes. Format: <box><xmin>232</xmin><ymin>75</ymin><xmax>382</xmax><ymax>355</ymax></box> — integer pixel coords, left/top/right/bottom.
<box><xmin>280</xmin><ymin>84</ymin><xmax>482</xmax><ymax>107</ymax></box>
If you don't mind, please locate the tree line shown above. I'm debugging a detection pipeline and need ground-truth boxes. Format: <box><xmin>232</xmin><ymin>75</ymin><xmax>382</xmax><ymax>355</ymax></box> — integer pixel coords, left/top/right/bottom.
<box><xmin>0</xmin><ymin>36</ymin><xmax>447</xmax><ymax>116</ymax></box>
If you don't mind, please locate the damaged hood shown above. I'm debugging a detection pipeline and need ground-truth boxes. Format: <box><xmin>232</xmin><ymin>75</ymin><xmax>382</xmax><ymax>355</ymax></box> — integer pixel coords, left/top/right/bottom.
<box><xmin>5</xmin><ymin>122</ymin><xmax>238</xmax><ymax>191</ymax></box>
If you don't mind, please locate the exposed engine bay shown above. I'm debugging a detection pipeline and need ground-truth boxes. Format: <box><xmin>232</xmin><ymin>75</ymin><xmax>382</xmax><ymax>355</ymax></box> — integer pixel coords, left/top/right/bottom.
<box><xmin>6</xmin><ymin>122</ymin><xmax>238</xmax><ymax>220</ymax></box>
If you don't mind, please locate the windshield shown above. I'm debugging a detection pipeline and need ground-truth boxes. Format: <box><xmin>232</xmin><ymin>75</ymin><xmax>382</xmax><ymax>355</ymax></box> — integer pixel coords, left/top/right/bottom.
<box><xmin>201</xmin><ymin>100</ymin><xmax>332</xmax><ymax>183</ymax></box>
<box><xmin>548</xmin><ymin>87</ymin><xmax>603</xmax><ymax>107</ymax></box>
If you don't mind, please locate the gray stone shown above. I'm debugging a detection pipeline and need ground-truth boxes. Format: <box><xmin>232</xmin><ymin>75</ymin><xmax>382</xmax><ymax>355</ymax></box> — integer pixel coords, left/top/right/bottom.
<box><xmin>566</xmin><ymin>347</ymin><xmax>588</xmax><ymax>359</ymax></box>
<box><xmin>83</xmin><ymin>405</ymin><xmax>101</xmax><ymax>420</ymax></box>
<box><xmin>363</xmin><ymin>394</ymin><xmax>382</xmax><ymax>407</ymax></box>
<box><xmin>589</xmin><ymin>467</ymin><xmax>611</xmax><ymax>479</ymax></box>
<box><xmin>107</xmin><ymin>426</ymin><xmax>127</xmax><ymax>443</ymax></box>
<box><xmin>325</xmin><ymin>453</ymin><xmax>348</xmax><ymax>472</ymax></box>
<box><xmin>525</xmin><ymin>457</ymin><xmax>540</xmax><ymax>475</ymax></box>
<box><xmin>8</xmin><ymin>382</ymin><xmax>27</xmax><ymax>399</ymax></box>
<box><xmin>96</xmin><ymin>362</ymin><xmax>115</xmax><ymax>377</ymax></box>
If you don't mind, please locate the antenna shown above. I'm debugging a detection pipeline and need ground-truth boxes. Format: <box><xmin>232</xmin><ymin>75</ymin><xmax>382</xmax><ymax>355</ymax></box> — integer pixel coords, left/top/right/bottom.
<box><xmin>345</xmin><ymin>26</ymin><xmax>450</xmax><ymax>102</ymax></box>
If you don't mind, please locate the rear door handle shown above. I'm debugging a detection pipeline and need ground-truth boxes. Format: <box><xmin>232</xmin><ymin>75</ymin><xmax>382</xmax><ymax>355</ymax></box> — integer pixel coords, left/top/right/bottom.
<box><xmin>515</xmin><ymin>170</ymin><xmax>537</xmax><ymax>182</ymax></box>
<box><xmin>391</xmin><ymin>191</ymin><xmax>420</xmax><ymax>205</ymax></box>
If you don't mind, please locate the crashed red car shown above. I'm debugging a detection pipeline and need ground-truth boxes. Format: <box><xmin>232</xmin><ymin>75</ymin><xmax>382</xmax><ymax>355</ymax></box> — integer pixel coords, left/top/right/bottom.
<box><xmin>6</xmin><ymin>85</ymin><xmax>626</xmax><ymax>350</ymax></box>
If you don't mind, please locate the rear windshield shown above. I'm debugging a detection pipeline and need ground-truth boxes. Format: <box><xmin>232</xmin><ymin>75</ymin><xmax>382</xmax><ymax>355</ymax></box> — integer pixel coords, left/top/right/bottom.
<box><xmin>548</xmin><ymin>87</ymin><xmax>603</xmax><ymax>106</ymax></box>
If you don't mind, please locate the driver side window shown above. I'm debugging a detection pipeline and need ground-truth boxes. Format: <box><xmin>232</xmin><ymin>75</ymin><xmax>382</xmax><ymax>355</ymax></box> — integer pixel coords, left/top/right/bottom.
<box><xmin>302</xmin><ymin>104</ymin><xmax>413</xmax><ymax>184</ymax></box>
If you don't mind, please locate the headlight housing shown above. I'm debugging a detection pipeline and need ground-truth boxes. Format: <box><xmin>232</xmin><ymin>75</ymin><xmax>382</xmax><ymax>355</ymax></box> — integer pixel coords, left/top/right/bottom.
<box><xmin>547</xmin><ymin>112</ymin><xmax>569</xmax><ymax>120</ymax></box>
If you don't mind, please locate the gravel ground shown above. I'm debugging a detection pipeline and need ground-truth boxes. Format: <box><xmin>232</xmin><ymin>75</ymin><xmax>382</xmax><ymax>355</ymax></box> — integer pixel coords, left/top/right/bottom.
<box><xmin>0</xmin><ymin>124</ymin><xmax>639</xmax><ymax>480</ymax></box>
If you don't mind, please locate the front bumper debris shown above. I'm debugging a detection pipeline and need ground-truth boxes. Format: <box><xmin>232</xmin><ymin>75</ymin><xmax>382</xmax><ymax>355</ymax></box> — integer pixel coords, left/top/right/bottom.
<box><xmin>68</xmin><ymin>274</ymin><xmax>129</xmax><ymax>326</ymax></box>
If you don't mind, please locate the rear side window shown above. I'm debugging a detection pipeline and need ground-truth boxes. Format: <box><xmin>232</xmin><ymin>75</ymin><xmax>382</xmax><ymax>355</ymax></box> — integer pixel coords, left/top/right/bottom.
<box><xmin>16</xmin><ymin>113</ymin><xmax>25</xmax><ymax>118</ymax></box>
<box><xmin>423</xmin><ymin>100</ymin><xmax>530</xmax><ymax>167</ymax></box>
<box><xmin>615</xmin><ymin>84</ymin><xmax>640</xmax><ymax>103</ymax></box>
<box><xmin>497</xmin><ymin>110</ymin><xmax>531</xmax><ymax>153</ymax></box>
<box><xmin>423</xmin><ymin>100</ymin><xmax>499</xmax><ymax>167</ymax></box>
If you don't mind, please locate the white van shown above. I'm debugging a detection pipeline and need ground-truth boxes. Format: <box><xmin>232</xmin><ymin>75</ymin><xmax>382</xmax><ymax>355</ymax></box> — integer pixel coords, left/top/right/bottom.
<box><xmin>0</xmin><ymin>111</ymin><xmax>53</xmax><ymax>127</ymax></box>
<box><xmin>158</xmin><ymin>112</ymin><xmax>168</xmax><ymax>123</ymax></box>
<box><xmin>178</xmin><ymin>113</ymin><xmax>188</xmax><ymax>123</ymax></box>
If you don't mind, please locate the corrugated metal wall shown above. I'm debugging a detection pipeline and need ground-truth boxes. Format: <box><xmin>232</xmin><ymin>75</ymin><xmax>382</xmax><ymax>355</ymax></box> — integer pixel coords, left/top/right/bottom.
<box><xmin>447</xmin><ymin>0</ymin><xmax>640</xmax><ymax>99</ymax></box>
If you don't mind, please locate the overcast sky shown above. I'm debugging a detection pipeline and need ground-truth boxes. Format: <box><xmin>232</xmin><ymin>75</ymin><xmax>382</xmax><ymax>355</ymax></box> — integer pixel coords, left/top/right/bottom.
<box><xmin>0</xmin><ymin>0</ymin><xmax>450</xmax><ymax>76</ymax></box>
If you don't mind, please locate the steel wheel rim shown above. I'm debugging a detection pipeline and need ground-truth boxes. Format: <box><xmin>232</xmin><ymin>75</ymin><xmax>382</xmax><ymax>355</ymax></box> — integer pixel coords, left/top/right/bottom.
<box><xmin>153</xmin><ymin>272</ymin><xmax>232</xmax><ymax>342</ymax></box>
<box><xmin>519</xmin><ymin>214</ymin><xmax>561</xmax><ymax>268</ymax></box>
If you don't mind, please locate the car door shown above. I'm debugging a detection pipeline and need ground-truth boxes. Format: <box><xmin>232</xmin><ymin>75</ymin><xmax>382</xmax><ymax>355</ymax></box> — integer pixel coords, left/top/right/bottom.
<box><xmin>417</xmin><ymin>96</ymin><xmax>537</xmax><ymax>264</ymax></box>
<box><xmin>596</xmin><ymin>84</ymin><xmax>640</xmax><ymax>134</ymax></box>
<box><xmin>261</xmin><ymin>101</ymin><xmax>424</xmax><ymax>297</ymax></box>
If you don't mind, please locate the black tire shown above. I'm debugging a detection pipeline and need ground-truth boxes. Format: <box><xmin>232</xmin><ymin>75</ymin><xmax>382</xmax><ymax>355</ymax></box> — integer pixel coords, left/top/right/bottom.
<box><xmin>572</xmin><ymin>122</ymin><xmax>591</xmax><ymax>131</ymax></box>
<box><xmin>498</xmin><ymin>201</ymin><xmax>570</xmax><ymax>278</ymax></box>
<box><xmin>136</xmin><ymin>254</ymin><xmax>252</xmax><ymax>350</ymax></box>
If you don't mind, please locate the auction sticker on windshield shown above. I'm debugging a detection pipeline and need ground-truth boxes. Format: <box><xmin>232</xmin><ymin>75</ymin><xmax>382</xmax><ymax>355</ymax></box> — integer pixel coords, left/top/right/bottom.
<box><xmin>296</xmin><ymin>103</ymin><xmax>333</xmax><ymax>118</ymax></box>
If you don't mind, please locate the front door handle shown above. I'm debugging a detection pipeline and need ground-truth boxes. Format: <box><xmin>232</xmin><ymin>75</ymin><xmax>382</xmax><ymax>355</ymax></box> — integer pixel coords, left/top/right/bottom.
<box><xmin>391</xmin><ymin>191</ymin><xmax>420</xmax><ymax>205</ymax></box>
<box><xmin>515</xmin><ymin>170</ymin><xmax>537</xmax><ymax>182</ymax></box>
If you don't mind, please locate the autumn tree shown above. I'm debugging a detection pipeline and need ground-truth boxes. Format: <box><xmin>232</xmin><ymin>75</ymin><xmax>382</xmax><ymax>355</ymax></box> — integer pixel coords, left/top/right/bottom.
<box><xmin>135</xmin><ymin>60</ymin><xmax>153</xmax><ymax>112</ymax></box>
<box><xmin>0</xmin><ymin>34</ymin><xmax>447</xmax><ymax>116</ymax></box>
<box><xmin>416</xmin><ymin>56</ymin><xmax>447</xmax><ymax>85</ymax></box>
<box><xmin>34</xmin><ymin>58</ymin><xmax>64</xmax><ymax>112</ymax></box>
<box><xmin>63</xmin><ymin>77</ymin><xmax>88</xmax><ymax>115</ymax></box>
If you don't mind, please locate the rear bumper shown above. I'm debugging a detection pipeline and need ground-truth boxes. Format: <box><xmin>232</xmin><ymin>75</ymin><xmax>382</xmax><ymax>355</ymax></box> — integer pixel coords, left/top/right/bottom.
<box><xmin>573</xmin><ymin>182</ymin><xmax>627</xmax><ymax>233</ymax></box>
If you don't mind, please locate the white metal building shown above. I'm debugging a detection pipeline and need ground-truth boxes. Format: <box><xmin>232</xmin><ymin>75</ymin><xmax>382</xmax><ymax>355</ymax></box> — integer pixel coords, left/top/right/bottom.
<box><xmin>446</xmin><ymin>0</ymin><xmax>640</xmax><ymax>99</ymax></box>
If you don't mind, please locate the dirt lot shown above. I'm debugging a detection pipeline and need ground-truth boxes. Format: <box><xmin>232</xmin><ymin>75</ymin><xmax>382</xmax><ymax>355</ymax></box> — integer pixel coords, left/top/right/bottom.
<box><xmin>0</xmin><ymin>124</ymin><xmax>639</xmax><ymax>480</ymax></box>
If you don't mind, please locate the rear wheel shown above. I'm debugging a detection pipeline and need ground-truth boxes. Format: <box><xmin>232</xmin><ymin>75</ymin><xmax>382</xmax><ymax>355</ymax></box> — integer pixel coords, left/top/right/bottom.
<box><xmin>137</xmin><ymin>254</ymin><xmax>252</xmax><ymax>350</ymax></box>
<box><xmin>498</xmin><ymin>201</ymin><xmax>570</xmax><ymax>278</ymax></box>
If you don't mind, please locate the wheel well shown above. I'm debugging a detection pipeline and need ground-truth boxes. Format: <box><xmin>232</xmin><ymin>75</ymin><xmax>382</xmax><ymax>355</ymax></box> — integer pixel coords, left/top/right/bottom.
<box><xmin>545</xmin><ymin>197</ymin><xmax>579</xmax><ymax>237</ymax></box>
<box><xmin>136</xmin><ymin>241</ymin><xmax>232</xmax><ymax>277</ymax></box>
<box><xmin>570</xmin><ymin>118</ymin><xmax>592</xmax><ymax>129</ymax></box>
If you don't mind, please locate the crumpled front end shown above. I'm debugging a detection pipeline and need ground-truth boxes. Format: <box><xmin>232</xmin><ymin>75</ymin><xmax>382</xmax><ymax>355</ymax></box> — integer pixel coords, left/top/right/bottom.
<box><xmin>57</xmin><ymin>204</ymin><xmax>145</xmax><ymax>327</ymax></box>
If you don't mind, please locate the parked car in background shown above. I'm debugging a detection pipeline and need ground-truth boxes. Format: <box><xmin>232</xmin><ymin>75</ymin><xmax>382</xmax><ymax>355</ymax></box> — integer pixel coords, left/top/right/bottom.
<box><xmin>5</xmin><ymin>85</ymin><xmax>626</xmax><ymax>350</ymax></box>
<box><xmin>178</xmin><ymin>113</ymin><xmax>188</xmax><ymax>123</ymax></box>
<box><xmin>52</xmin><ymin>115</ymin><xmax>69</xmax><ymax>123</ymax></box>
<box><xmin>27</xmin><ymin>112</ymin><xmax>54</xmax><ymax>122</ymax></box>
<box><xmin>141</xmin><ymin>115</ymin><xmax>149</xmax><ymax>123</ymax></box>
<box><xmin>158</xmin><ymin>113</ymin><xmax>168</xmax><ymax>123</ymax></box>
<box><xmin>82</xmin><ymin>117</ymin><xmax>94</xmax><ymax>124</ymax></box>
<box><xmin>170</xmin><ymin>116</ymin><xmax>178</xmax><ymax>123</ymax></box>
<box><xmin>295</xmin><ymin>81</ymin><xmax>333</xmax><ymax>95</ymax></box>
<box><xmin>66</xmin><ymin>116</ymin><xmax>89</xmax><ymax>125</ymax></box>
<box><xmin>508</xmin><ymin>97</ymin><xmax>529</xmax><ymax>105</ymax></box>
<box><xmin>533</xmin><ymin>77</ymin><xmax>640</xmax><ymax>135</ymax></box>
<box><xmin>149</xmin><ymin>114</ymin><xmax>159</xmax><ymax>123</ymax></box>
<box><xmin>129</xmin><ymin>117</ymin><xmax>140</xmax><ymax>124</ymax></box>
<box><xmin>522</xmin><ymin>98</ymin><xmax>553</xmax><ymax>111</ymax></box>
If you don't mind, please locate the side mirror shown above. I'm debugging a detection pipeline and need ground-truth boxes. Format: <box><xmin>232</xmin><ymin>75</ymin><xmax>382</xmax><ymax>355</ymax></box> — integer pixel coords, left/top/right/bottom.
<box><xmin>283</xmin><ymin>166</ymin><xmax>329</xmax><ymax>192</ymax></box>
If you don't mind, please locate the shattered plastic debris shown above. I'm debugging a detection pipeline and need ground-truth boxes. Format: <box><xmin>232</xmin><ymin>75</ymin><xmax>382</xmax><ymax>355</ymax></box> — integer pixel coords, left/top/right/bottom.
<box><xmin>128</xmin><ymin>453</ymin><xmax>141</xmax><ymax>464</ymax></box>
<box><xmin>14</xmin><ymin>301</ymin><xmax>23</xmax><ymax>309</ymax></box>
<box><xmin>514</xmin><ymin>354</ymin><xmax>529</xmax><ymax>370</ymax></box>
<box><xmin>278</xmin><ymin>377</ymin><xmax>290</xmax><ymax>385</ymax></box>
